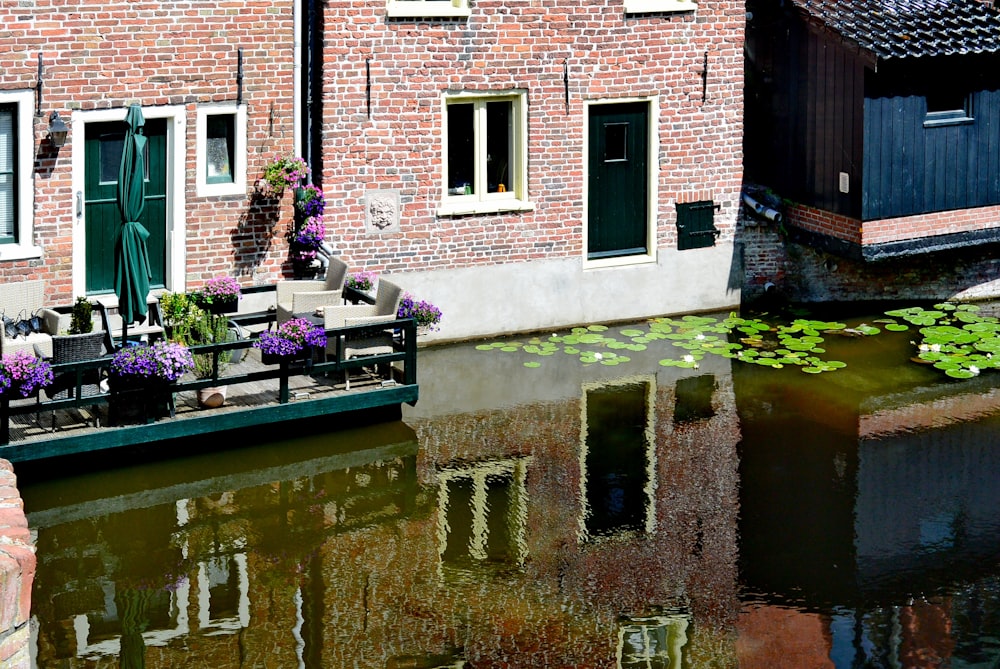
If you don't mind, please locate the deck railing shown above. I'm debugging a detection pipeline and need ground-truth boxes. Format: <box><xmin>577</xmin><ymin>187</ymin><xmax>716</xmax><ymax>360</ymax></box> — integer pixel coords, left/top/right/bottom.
<box><xmin>0</xmin><ymin>317</ymin><xmax>418</xmax><ymax>445</ymax></box>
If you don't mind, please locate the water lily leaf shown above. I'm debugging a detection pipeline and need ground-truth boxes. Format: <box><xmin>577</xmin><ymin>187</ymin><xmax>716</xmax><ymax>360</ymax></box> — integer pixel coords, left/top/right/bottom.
<box><xmin>627</xmin><ymin>344</ymin><xmax>648</xmax><ymax>352</ymax></box>
<box><xmin>500</xmin><ymin>346</ymin><xmax>520</xmax><ymax>352</ymax></box>
<box><xmin>884</xmin><ymin>323</ymin><xmax>909</xmax><ymax>332</ymax></box>
<box><xmin>607</xmin><ymin>341</ymin><xmax>629</xmax><ymax>349</ymax></box>
<box><xmin>524</xmin><ymin>345</ymin><xmax>540</xmax><ymax>354</ymax></box>
<box><xmin>588</xmin><ymin>324</ymin><xmax>609</xmax><ymax>332</ymax></box>
<box><xmin>523</xmin><ymin>361</ymin><xmax>541</xmax><ymax>368</ymax></box>
<box><xmin>945</xmin><ymin>367</ymin><xmax>976</xmax><ymax>379</ymax></box>
<box><xmin>475</xmin><ymin>344</ymin><xmax>495</xmax><ymax>350</ymax></box>
<box><xmin>620</xmin><ymin>328</ymin><xmax>645</xmax><ymax>337</ymax></box>
<box><xmin>563</xmin><ymin>347</ymin><xmax>580</xmax><ymax>355</ymax></box>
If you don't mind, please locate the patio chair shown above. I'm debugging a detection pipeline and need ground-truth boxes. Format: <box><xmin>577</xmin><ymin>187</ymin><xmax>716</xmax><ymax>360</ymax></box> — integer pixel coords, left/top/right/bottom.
<box><xmin>0</xmin><ymin>279</ymin><xmax>59</xmax><ymax>358</ymax></box>
<box><xmin>276</xmin><ymin>256</ymin><xmax>349</xmax><ymax>324</ymax></box>
<box><xmin>323</xmin><ymin>279</ymin><xmax>404</xmax><ymax>389</ymax></box>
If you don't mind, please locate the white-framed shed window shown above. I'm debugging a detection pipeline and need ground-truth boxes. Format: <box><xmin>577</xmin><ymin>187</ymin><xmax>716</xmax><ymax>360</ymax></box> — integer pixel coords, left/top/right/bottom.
<box><xmin>0</xmin><ymin>90</ymin><xmax>40</xmax><ymax>261</ymax></box>
<box><xmin>387</xmin><ymin>0</ymin><xmax>471</xmax><ymax>19</ymax></box>
<box><xmin>624</xmin><ymin>0</ymin><xmax>695</xmax><ymax>13</ymax></box>
<box><xmin>438</xmin><ymin>91</ymin><xmax>533</xmax><ymax>217</ymax></box>
<box><xmin>195</xmin><ymin>104</ymin><xmax>247</xmax><ymax>197</ymax></box>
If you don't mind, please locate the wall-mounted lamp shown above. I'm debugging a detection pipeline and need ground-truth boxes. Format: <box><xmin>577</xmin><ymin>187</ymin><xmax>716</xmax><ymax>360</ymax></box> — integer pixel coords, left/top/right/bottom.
<box><xmin>48</xmin><ymin>111</ymin><xmax>68</xmax><ymax>148</ymax></box>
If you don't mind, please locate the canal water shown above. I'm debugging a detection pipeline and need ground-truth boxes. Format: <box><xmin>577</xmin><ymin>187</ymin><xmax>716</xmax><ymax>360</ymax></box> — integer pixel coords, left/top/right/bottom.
<box><xmin>18</xmin><ymin>308</ymin><xmax>1000</xmax><ymax>668</ymax></box>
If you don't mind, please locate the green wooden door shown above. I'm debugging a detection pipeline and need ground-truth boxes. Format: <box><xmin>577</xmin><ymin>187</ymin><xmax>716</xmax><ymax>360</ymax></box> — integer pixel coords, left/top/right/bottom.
<box><xmin>84</xmin><ymin>118</ymin><xmax>167</xmax><ymax>294</ymax></box>
<box><xmin>587</xmin><ymin>102</ymin><xmax>649</xmax><ymax>259</ymax></box>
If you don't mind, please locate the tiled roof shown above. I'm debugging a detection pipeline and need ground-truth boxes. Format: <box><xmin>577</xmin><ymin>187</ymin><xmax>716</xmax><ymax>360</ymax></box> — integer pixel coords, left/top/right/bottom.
<box><xmin>791</xmin><ymin>0</ymin><xmax>1000</xmax><ymax>59</ymax></box>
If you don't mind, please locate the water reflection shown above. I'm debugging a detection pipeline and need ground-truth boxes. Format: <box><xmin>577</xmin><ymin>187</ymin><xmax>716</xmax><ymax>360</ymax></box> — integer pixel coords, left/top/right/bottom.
<box><xmin>19</xmin><ymin>313</ymin><xmax>1000</xmax><ymax>667</ymax></box>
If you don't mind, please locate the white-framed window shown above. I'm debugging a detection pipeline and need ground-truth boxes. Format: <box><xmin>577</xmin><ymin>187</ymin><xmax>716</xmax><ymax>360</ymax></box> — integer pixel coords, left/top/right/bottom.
<box><xmin>195</xmin><ymin>104</ymin><xmax>247</xmax><ymax>197</ymax></box>
<box><xmin>387</xmin><ymin>0</ymin><xmax>471</xmax><ymax>19</ymax></box>
<box><xmin>623</xmin><ymin>0</ymin><xmax>695</xmax><ymax>13</ymax></box>
<box><xmin>0</xmin><ymin>90</ymin><xmax>39</xmax><ymax>261</ymax></box>
<box><xmin>438</xmin><ymin>90</ymin><xmax>532</xmax><ymax>216</ymax></box>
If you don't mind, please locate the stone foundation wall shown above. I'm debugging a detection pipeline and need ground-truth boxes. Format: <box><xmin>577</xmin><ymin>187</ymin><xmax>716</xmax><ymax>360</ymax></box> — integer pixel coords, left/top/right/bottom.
<box><xmin>0</xmin><ymin>461</ymin><xmax>35</xmax><ymax>669</ymax></box>
<box><xmin>739</xmin><ymin>207</ymin><xmax>1000</xmax><ymax>306</ymax></box>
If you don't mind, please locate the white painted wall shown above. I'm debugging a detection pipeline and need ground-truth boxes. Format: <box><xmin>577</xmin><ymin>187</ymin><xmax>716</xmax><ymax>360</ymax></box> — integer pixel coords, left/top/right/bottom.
<box><xmin>391</xmin><ymin>241</ymin><xmax>741</xmax><ymax>344</ymax></box>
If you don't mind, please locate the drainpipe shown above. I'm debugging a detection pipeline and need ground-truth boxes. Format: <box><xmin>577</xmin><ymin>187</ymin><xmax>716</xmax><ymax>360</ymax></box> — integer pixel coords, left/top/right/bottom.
<box><xmin>293</xmin><ymin>0</ymin><xmax>303</xmax><ymax>160</ymax></box>
<box><xmin>741</xmin><ymin>191</ymin><xmax>783</xmax><ymax>224</ymax></box>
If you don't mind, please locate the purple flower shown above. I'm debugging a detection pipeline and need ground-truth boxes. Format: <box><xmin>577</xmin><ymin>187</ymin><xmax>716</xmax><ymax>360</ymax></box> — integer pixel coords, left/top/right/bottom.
<box><xmin>0</xmin><ymin>351</ymin><xmax>53</xmax><ymax>397</ymax></box>
<box><xmin>200</xmin><ymin>276</ymin><xmax>241</xmax><ymax>302</ymax></box>
<box><xmin>253</xmin><ymin>318</ymin><xmax>327</xmax><ymax>358</ymax></box>
<box><xmin>292</xmin><ymin>217</ymin><xmax>326</xmax><ymax>249</ymax></box>
<box><xmin>110</xmin><ymin>341</ymin><xmax>194</xmax><ymax>383</ymax></box>
<box><xmin>345</xmin><ymin>271</ymin><xmax>377</xmax><ymax>292</ymax></box>
<box><xmin>296</xmin><ymin>185</ymin><xmax>326</xmax><ymax>218</ymax></box>
<box><xmin>397</xmin><ymin>293</ymin><xmax>443</xmax><ymax>329</ymax></box>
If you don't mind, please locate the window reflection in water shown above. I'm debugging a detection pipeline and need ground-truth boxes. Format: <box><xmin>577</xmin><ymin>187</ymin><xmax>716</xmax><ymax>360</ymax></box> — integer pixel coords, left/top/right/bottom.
<box><xmin>617</xmin><ymin>613</ymin><xmax>690</xmax><ymax>669</ymax></box>
<box><xmin>436</xmin><ymin>458</ymin><xmax>529</xmax><ymax>576</ymax></box>
<box><xmin>580</xmin><ymin>378</ymin><xmax>656</xmax><ymax>541</ymax></box>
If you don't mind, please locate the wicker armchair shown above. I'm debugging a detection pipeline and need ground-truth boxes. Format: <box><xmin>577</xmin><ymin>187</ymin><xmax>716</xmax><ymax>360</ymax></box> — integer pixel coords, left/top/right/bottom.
<box><xmin>323</xmin><ymin>279</ymin><xmax>404</xmax><ymax>388</ymax></box>
<box><xmin>0</xmin><ymin>280</ymin><xmax>58</xmax><ymax>358</ymax></box>
<box><xmin>276</xmin><ymin>257</ymin><xmax>349</xmax><ymax>324</ymax></box>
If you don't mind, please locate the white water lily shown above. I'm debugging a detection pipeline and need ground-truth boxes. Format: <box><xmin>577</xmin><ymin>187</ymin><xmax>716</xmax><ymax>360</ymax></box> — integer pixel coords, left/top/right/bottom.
<box><xmin>930</xmin><ymin>344</ymin><xmax>941</xmax><ymax>352</ymax></box>
<box><xmin>970</xmin><ymin>365</ymin><xmax>980</xmax><ymax>375</ymax></box>
<box><xmin>594</xmin><ymin>352</ymin><xmax>603</xmax><ymax>360</ymax></box>
<box><xmin>695</xmin><ymin>333</ymin><xmax>706</xmax><ymax>340</ymax></box>
<box><xmin>683</xmin><ymin>355</ymin><xmax>695</xmax><ymax>363</ymax></box>
<box><xmin>918</xmin><ymin>344</ymin><xmax>930</xmax><ymax>351</ymax></box>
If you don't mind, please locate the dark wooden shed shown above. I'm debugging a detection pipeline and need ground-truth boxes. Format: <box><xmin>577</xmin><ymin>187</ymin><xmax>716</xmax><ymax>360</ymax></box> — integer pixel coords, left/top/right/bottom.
<box><xmin>745</xmin><ymin>0</ymin><xmax>1000</xmax><ymax>259</ymax></box>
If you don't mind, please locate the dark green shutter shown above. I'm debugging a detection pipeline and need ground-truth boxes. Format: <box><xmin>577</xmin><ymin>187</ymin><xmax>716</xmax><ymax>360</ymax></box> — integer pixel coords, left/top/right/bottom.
<box><xmin>676</xmin><ymin>200</ymin><xmax>719</xmax><ymax>250</ymax></box>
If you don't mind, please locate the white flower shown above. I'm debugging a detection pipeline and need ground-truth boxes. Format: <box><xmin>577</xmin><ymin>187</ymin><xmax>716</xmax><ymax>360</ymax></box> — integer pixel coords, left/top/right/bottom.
<box><xmin>695</xmin><ymin>333</ymin><xmax>705</xmax><ymax>340</ymax></box>
<box><xmin>683</xmin><ymin>355</ymin><xmax>695</xmax><ymax>363</ymax></box>
<box><xmin>594</xmin><ymin>352</ymin><xmax>603</xmax><ymax>360</ymax></box>
<box><xmin>918</xmin><ymin>344</ymin><xmax>929</xmax><ymax>351</ymax></box>
<box><xmin>969</xmin><ymin>365</ymin><xmax>980</xmax><ymax>375</ymax></box>
<box><xmin>930</xmin><ymin>344</ymin><xmax>941</xmax><ymax>352</ymax></box>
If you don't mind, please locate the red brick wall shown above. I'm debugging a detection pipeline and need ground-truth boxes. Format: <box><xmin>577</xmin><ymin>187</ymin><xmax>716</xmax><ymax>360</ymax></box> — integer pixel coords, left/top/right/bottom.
<box><xmin>316</xmin><ymin>0</ymin><xmax>745</xmax><ymax>273</ymax></box>
<box><xmin>1</xmin><ymin>0</ymin><xmax>298</xmax><ymax>300</ymax></box>
<box><xmin>0</xmin><ymin>461</ymin><xmax>33</xmax><ymax>669</ymax></box>
<box><xmin>788</xmin><ymin>202</ymin><xmax>1000</xmax><ymax>247</ymax></box>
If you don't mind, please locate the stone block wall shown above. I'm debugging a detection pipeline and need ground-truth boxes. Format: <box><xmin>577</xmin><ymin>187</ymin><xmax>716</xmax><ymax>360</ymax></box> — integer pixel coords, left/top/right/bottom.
<box><xmin>739</xmin><ymin>204</ymin><xmax>1000</xmax><ymax>305</ymax></box>
<box><xmin>0</xmin><ymin>461</ymin><xmax>35</xmax><ymax>669</ymax></box>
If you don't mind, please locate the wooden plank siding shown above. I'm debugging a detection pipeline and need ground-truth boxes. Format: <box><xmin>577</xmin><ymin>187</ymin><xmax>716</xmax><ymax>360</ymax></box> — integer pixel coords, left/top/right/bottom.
<box><xmin>745</xmin><ymin>18</ymin><xmax>865</xmax><ymax>219</ymax></box>
<box><xmin>863</xmin><ymin>73</ymin><xmax>1000</xmax><ymax>220</ymax></box>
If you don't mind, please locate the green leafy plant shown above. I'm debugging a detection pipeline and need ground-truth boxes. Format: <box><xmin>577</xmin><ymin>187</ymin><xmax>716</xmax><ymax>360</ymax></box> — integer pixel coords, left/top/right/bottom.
<box><xmin>69</xmin><ymin>297</ymin><xmax>94</xmax><ymax>335</ymax></box>
<box><xmin>190</xmin><ymin>311</ymin><xmax>233</xmax><ymax>380</ymax></box>
<box><xmin>254</xmin><ymin>156</ymin><xmax>310</xmax><ymax>198</ymax></box>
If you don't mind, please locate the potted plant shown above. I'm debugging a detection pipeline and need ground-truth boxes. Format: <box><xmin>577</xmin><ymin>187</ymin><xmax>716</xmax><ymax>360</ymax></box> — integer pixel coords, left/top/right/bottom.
<box><xmin>289</xmin><ymin>216</ymin><xmax>326</xmax><ymax>279</ymax></box>
<box><xmin>192</xmin><ymin>276</ymin><xmax>242</xmax><ymax>315</ymax></box>
<box><xmin>0</xmin><ymin>351</ymin><xmax>53</xmax><ymax>399</ymax></box>
<box><xmin>295</xmin><ymin>183</ymin><xmax>326</xmax><ymax>218</ymax></box>
<box><xmin>397</xmin><ymin>293</ymin><xmax>443</xmax><ymax>333</ymax></box>
<box><xmin>190</xmin><ymin>309</ymin><xmax>234</xmax><ymax>408</ymax></box>
<box><xmin>253</xmin><ymin>155</ymin><xmax>310</xmax><ymax>199</ymax></box>
<box><xmin>69</xmin><ymin>296</ymin><xmax>94</xmax><ymax>335</ymax></box>
<box><xmin>345</xmin><ymin>271</ymin><xmax>377</xmax><ymax>293</ymax></box>
<box><xmin>108</xmin><ymin>340</ymin><xmax>194</xmax><ymax>424</ymax></box>
<box><xmin>159</xmin><ymin>291</ymin><xmax>200</xmax><ymax>343</ymax></box>
<box><xmin>253</xmin><ymin>317</ymin><xmax>327</xmax><ymax>365</ymax></box>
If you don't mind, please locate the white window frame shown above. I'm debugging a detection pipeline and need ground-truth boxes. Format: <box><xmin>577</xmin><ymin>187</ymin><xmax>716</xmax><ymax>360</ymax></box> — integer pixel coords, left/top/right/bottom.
<box><xmin>0</xmin><ymin>90</ymin><xmax>40</xmax><ymax>261</ymax></box>
<box><xmin>195</xmin><ymin>104</ymin><xmax>247</xmax><ymax>197</ymax></box>
<box><xmin>387</xmin><ymin>0</ymin><xmax>471</xmax><ymax>19</ymax></box>
<box><xmin>438</xmin><ymin>90</ymin><xmax>533</xmax><ymax>217</ymax></box>
<box><xmin>624</xmin><ymin>0</ymin><xmax>695</xmax><ymax>13</ymax></box>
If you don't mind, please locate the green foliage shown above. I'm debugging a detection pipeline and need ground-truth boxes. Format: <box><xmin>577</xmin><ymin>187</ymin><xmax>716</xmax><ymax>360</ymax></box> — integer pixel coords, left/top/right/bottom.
<box><xmin>159</xmin><ymin>291</ymin><xmax>232</xmax><ymax>379</ymax></box>
<box><xmin>69</xmin><ymin>297</ymin><xmax>94</xmax><ymax>335</ymax></box>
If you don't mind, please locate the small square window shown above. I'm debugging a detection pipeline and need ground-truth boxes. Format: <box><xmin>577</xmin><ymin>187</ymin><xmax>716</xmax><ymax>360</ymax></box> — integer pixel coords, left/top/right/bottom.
<box><xmin>439</xmin><ymin>91</ymin><xmax>532</xmax><ymax>216</ymax></box>
<box><xmin>196</xmin><ymin>105</ymin><xmax>247</xmax><ymax>197</ymax></box>
<box><xmin>924</xmin><ymin>91</ymin><xmax>973</xmax><ymax>127</ymax></box>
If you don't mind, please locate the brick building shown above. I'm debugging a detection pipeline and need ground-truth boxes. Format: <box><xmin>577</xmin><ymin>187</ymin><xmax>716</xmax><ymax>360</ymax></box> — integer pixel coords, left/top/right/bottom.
<box><xmin>2</xmin><ymin>0</ymin><xmax>744</xmax><ymax>341</ymax></box>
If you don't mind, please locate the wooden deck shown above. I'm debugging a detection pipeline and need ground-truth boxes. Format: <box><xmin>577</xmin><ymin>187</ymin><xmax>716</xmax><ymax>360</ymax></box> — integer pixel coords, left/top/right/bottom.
<box><xmin>0</xmin><ymin>319</ymin><xmax>419</xmax><ymax>463</ymax></box>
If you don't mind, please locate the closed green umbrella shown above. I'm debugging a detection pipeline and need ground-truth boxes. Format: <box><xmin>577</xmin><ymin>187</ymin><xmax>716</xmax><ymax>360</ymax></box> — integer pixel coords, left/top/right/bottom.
<box><xmin>115</xmin><ymin>104</ymin><xmax>152</xmax><ymax>347</ymax></box>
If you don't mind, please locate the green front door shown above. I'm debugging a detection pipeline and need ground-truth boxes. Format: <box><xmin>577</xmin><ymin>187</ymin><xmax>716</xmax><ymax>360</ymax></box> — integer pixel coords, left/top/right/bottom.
<box><xmin>84</xmin><ymin>118</ymin><xmax>167</xmax><ymax>295</ymax></box>
<box><xmin>587</xmin><ymin>102</ymin><xmax>649</xmax><ymax>259</ymax></box>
